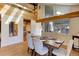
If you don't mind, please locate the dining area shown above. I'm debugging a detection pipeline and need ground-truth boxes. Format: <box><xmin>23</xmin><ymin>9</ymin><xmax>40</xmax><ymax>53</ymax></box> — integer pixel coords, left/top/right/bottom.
<box><xmin>25</xmin><ymin>20</ymin><xmax>75</xmax><ymax>56</ymax></box>
<box><xmin>27</xmin><ymin>32</ymin><xmax>74</xmax><ymax>56</ymax></box>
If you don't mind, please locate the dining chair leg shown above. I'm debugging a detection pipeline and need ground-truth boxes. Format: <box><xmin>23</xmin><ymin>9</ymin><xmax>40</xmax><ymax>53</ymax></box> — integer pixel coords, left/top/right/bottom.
<box><xmin>27</xmin><ymin>47</ymin><xmax>29</xmax><ymax>52</ymax></box>
<box><xmin>45</xmin><ymin>53</ymin><xmax>48</xmax><ymax>56</ymax></box>
<box><xmin>34</xmin><ymin>52</ymin><xmax>48</xmax><ymax>56</ymax></box>
<box><xmin>33</xmin><ymin>51</ymin><xmax>36</xmax><ymax>56</ymax></box>
<box><xmin>52</xmin><ymin>54</ymin><xmax>56</xmax><ymax>56</ymax></box>
<box><xmin>34</xmin><ymin>52</ymin><xmax>37</xmax><ymax>56</ymax></box>
<box><xmin>31</xmin><ymin>49</ymin><xmax>34</xmax><ymax>56</ymax></box>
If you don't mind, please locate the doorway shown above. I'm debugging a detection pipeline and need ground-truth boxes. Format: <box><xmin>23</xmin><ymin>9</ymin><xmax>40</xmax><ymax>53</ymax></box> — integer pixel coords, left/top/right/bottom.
<box><xmin>23</xmin><ymin>19</ymin><xmax>31</xmax><ymax>41</ymax></box>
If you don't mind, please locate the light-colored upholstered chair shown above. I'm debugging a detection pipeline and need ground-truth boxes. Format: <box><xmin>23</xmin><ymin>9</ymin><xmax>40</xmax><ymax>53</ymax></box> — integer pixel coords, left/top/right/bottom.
<box><xmin>52</xmin><ymin>40</ymin><xmax>74</xmax><ymax>56</ymax></box>
<box><xmin>33</xmin><ymin>38</ymin><xmax>48</xmax><ymax>56</ymax></box>
<box><xmin>27</xmin><ymin>33</ymin><xmax>34</xmax><ymax>55</ymax></box>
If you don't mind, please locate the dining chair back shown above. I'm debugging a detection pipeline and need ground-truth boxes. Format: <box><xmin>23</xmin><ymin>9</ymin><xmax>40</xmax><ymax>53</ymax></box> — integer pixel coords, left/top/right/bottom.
<box><xmin>52</xmin><ymin>39</ymin><xmax>73</xmax><ymax>56</ymax></box>
<box><xmin>66</xmin><ymin>40</ymin><xmax>74</xmax><ymax>56</ymax></box>
<box><xmin>27</xmin><ymin>33</ymin><xmax>34</xmax><ymax>49</ymax></box>
<box><xmin>33</xmin><ymin>38</ymin><xmax>44</xmax><ymax>52</ymax></box>
<box><xmin>33</xmin><ymin>38</ymin><xmax>48</xmax><ymax>55</ymax></box>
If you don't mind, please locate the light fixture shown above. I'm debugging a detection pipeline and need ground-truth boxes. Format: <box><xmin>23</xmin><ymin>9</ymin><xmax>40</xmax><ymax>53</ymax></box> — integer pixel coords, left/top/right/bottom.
<box><xmin>66</xmin><ymin>26</ymin><xmax>69</xmax><ymax>29</ymax></box>
<box><xmin>56</xmin><ymin>11</ymin><xmax>63</xmax><ymax>15</ymax></box>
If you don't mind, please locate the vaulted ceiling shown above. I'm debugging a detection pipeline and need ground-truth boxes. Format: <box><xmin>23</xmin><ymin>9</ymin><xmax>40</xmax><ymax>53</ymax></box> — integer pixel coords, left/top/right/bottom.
<box><xmin>1</xmin><ymin>3</ymin><xmax>79</xmax><ymax>22</ymax></box>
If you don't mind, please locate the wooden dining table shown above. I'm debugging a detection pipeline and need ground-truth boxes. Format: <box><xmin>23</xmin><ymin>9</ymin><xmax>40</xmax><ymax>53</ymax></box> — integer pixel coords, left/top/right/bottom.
<box><xmin>42</xmin><ymin>40</ymin><xmax>64</xmax><ymax>56</ymax></box>
<box><xmin>31</xmin><ymin>35</ymin><xmax>64</xmax><ymax>56</ymax></box>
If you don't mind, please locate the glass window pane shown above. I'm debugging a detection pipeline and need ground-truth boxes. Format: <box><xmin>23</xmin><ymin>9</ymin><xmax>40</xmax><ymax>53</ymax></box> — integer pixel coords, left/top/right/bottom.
<box><xmin>53</xmin><ymin>20</ymin><xmax>69</xmax><ymax>34</ymax></box>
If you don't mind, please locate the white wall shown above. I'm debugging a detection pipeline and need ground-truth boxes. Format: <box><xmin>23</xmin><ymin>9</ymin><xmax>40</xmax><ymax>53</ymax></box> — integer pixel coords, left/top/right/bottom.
<box><xmin>1</xmin><ymin>15</ymin><xmax>23</xmax><ymax>47</ymax></box>
<box><xmin>31</xmin><ymin>20</ymin><xmax>42</xmax><ymax>36</ymax></box>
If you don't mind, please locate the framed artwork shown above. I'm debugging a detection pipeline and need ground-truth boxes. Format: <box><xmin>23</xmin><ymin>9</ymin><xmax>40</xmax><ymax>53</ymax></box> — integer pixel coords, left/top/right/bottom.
<box><xmin>9</xmin><ymin>22</ymin><xmax>18</xmax><ymax>36</ymax></box>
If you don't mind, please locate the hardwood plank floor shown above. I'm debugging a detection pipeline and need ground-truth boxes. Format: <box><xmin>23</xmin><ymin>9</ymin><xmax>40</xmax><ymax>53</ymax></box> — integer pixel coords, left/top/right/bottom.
<box><xmin>71</xmin><ymin>49</ymin><xmax>79</xmax><ymax>56</ymax></box>
<box><xmin>61</xmin><ymin>45</ymin><xmax>79</xmax><ymax>56</ymax></box>
<box><xmin>0</xmin><ymin>40</ymin><xmax>78</xmax><ymax>56</ymax></box>
<box><xmin>0</xmin><ymin>41</ymin><xmax>30</xmax><ymax>56</ymax></box>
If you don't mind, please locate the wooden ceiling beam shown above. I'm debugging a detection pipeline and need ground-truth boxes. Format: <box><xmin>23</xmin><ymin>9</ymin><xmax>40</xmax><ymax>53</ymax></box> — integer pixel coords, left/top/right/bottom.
<box><xmin>7</xmin><ymin>3</ymin><xmax>34</xmax><ymax>13</ymax></box>
<box><xmin>36</xmin><ymin>11</ymin><xmax>79</xmax><ymax>23</ymax></box>
<box><xmin>0</xmin><ymin>3</ymin><xmax>4</xmax><ymax>11</ymax></box>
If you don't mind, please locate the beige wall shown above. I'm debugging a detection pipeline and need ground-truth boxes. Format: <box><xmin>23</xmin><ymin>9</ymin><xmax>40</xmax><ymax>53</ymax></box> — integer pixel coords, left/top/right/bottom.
<box><xmin>0</xmin><ymin>4</ymin><xmax>4</xmax><ymax>11</ymax></box>
<box><xmin>70</xmin><ymin>17</ymin><xmax>79</xmax><ymax>35</ymax></box>
<box><xmin>70</xmin><ymin>5</ymin><xmax>79</xmax><ymax>35</ymax></box>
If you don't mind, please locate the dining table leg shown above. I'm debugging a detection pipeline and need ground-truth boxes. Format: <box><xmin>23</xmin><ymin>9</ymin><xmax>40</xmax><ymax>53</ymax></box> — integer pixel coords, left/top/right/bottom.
<box><xmin>48</xmin><ymin>45</ymin><xmax>53</xmax><ymax>56</ymax></box>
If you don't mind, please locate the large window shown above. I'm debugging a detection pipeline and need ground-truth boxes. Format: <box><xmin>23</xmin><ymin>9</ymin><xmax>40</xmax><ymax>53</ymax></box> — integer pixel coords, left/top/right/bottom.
<box><xmin>42</xmin><ymin>5</ymin><xmax>70</xmax><ymax>34</ymax></box>
<box><xmin>42</xmin><ymin>5</ymin><xmax>54</xmax><ymax>32</ymax></box>
<box><xmin>42</xmin><ymin>20</ymin><xmax>69</xmax><ymax>34</ymax></box>
<box><xmin>53</xmin><ymin>20</ymin><xmax>69</xmax><ymax>34</ymax></box>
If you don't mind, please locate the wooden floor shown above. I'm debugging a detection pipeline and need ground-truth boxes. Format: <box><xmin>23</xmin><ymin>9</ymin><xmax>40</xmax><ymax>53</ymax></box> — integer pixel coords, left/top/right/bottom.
<box><xmin>0</xmin><ymin>41</ymin><xmax>30</xmax><ymax>56</ymax></box>
<box><xmin>0</xmin><ymin>40</ymin><xmax>79</xmax><ymax>56</ymax></box>
<box><xmin>60</xmin><ymin>45</ymin><xmax>79</xmax><ymax>56</ymax></box>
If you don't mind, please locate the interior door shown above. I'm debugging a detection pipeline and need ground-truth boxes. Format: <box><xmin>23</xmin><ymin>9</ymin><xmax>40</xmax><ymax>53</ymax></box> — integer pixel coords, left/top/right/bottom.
<box><xmin>23</xmin><ymin>19</ymin><xmax>31</xmax><ymax>41</ymax></box>
<box><xmin>0</xmin><ymin>14</ymin><xmax>1</xmax><ymax>47</ymax></box>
